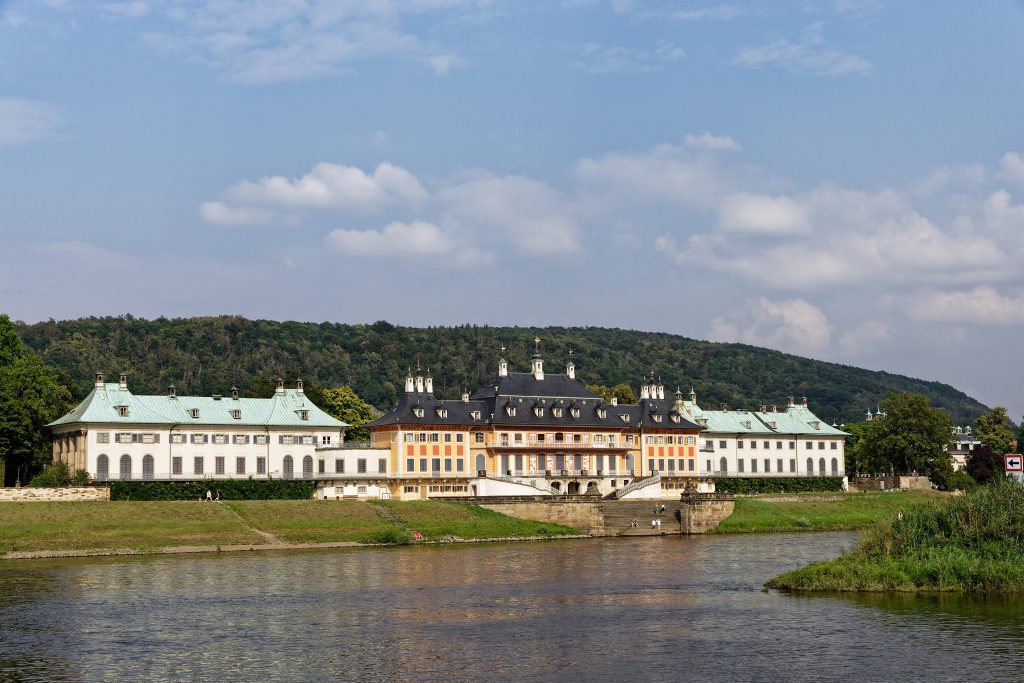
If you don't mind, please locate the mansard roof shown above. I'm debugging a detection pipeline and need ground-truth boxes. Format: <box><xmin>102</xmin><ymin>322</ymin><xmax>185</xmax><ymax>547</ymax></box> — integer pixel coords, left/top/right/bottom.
<box><xmin>680</xmin><ymin>399</ymin><xmax>847</xmax><ymax>437</ymax></box>
<box><xmin>48</xmin><ymin>383</ymin><xmax>348</xmax><ymax>429</ymax></box>
<box><xmin>471</xmin><ymin>372</ymin><xmax>601</xmax><ymax>400</ymax></box>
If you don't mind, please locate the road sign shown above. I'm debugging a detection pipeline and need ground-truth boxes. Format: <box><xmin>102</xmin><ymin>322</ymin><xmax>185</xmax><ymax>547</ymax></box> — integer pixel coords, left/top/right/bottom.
<box><xmin>1005</xmin><ymin>454</ymin><xmax>1023</xmax><ymax>472</ymax></box>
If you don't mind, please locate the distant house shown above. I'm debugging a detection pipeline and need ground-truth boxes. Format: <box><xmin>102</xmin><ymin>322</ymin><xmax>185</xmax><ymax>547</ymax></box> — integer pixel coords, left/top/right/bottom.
<box><xmin>949</xmin><ymin>425</ymin><xmax>981</xmax><ymax>471</ymax></box>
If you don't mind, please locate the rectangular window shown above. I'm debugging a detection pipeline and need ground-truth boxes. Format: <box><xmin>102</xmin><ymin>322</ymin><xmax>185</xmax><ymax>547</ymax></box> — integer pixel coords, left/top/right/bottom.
<box><xmin>737</xmin><ymin>440</ymin><xmax>744</xmax><ymax>449</ymax></box>
<box><xmin>97</xmin><ymin>432</ymin><xmax>110</xmax><ymax>444</ymax></box>
<box><xmin>429</xmin><ymin>433</ymin><xmax>439</xmax><ymax>443</ymax></box>
<box><xmin>706</xmin><ymin>460</ymin><xmax>712</xmax><ymax>473</ymax></box>
<box><xmin>215</xmin><ymin>456</ymin><xmax>225</xmax><ymax>475</ymax></box>
<box><xmin>818</xmin><ymin>442</ymin><xmax>826</xmax><ymax>450</ymax></box>
<box><xmin>213</xmin><ymin>434</ymin><xmax>228</xmax><ymax>446</ymax></box>
<box><xmin>444</xmin><ymin>458</ymin><xmax>452</xmax><ymax>472</ymax></box>
<box><xmin>648</xmin><ymin>458</ymin><xmax>656</xmax><ymax>473</ymax></box>
<box><xmin>194</xmin><ymin>457</ymin><xmax>204</xmax><ymax>475</ymax></box>
<box><xmin>142</xmin><ymin>433</ymin><xmax>156</xmax><ymax>444</ymax></box>
<box><xmin>318</xmin><ymin>460</ymin><xmax>325</xmax><ymax>474</ymax></box>
<box><xmin>172</xmin><ymin>456</ymin><xmax>182</xmax><ymax>475</ymax></box>
<box><xmin>789</xmin><ymin>441</ymin><xmax>795</xmax><ymax>449</ymax></box>
<box><xmin>719</xmin><ymin>440</ymin><xmax>727</xmax><ymax>448</ymax></box>
<box><xmin>357</xmin><ymin>459</ymin><xmax>367</xmax><ymax>474</ymax></box>
<box><xmin>254</xmin><ymin>435</ymin><xmax>268</xmax><ymax>446</ymax></box>
<box><xmin>456</xmin><ymin>459</ymin><xmax>464</xmax><ymax>472</ymax></box>
<box><xmin>420</xmin><ymin>458</ymin><xmax>427</xmax><ymax>472</ymax></box>
<box><xmin>750</xmin><ymin>440</ymin><xmax>757</xmax><ymax>449</ymax></box>
<box><xmin>831</xmin><ymin>441</ymin><xmax>838</xmax><ymax>450</ymax></box>
<box><xmin>657</xmin><ymin>436</ymin><xmax>665</xmax><ymax>445</ymax></box>
<box><xmin>321</xmin><ymin>435</ymin><xmax>332</xmax><ymax>446</ymax></box>
<box><xmin>790</xmin><ymin>459</ymin><xmax>796</xmax><ymax>473</ymax></box>
<box><xmin>764</xmin><ymin>459</ymin><xmax>770</xmax><ymax>473</ymax></box>
<box><xmin>667</xmin><ymin>458</ymin><xmax>675</xmax><ymax>471</ymax></box>
<box><xmin>777</xmin><ymin>458</ymin><xmax>783</xmax><ymax>473</ymax></box>
<box><xmin>444</xmin><ymin>433</ymin><xmax>451</xmax><ymax>443</ymax></box>
<box><xmin>705</xmin><ymin>440</ymin><xmax>713</xmax><ymax>450</ymax></box>
<box><xmin>357</xmin><ymin>486</ymin><xmax>366</xmax><ymax>495</ymax></box>
<box><xmin>686</xmin><ymin>436</ymin><xmax>695</xmax><ymax>445</ymax></box>
<box><xmin>280</xmin><ymin>435</ymin><xmax>294</xmax><ymax>445</ymax></box>
<box><xmin>658</xmin><ymin>458</ymin><xmax>665</xmax><ymax>471</ymax></box>
<box><xmin>191</xmin><ymin>434</ymin><xmax>208</xmax><ymax>445</ymax></box>
<box><xmin>776</xmin><ymin>441</ymin><xmax>783</xmax><ymax>449</ymax></box>
<box><xmin>418</xmin><ymin>433</ymin><xmax>427</xmax><ymax>442</ymax></box>
<box><xmin>751</xmin><ymin>459</ymin><xmax>758</xmax><ymax>473</ymax></box>
<box><xmin>256</xmin><ymin>457</ymin><xmax>266</xmax><ymax>474</ymax></box>
<box><xmin>738</xmin><ymin>458</ymin><xmax>745</xmax><ymax>473</ymax></box>
<box><xmin>236</xmin><ymin>457</ymin><xmax>246</xmax><ymax>475</ymax></box>
<box><xmin>555</xmin><ymin>454</ymin><xmax>565</xmax><ymax>471</ymax></box>
<box><xmin>378</xmin><ymin>458</ymin><xmax>387</xmax><ymax>473</ymax></box>
<box><xmin>646</xmin><ymin>436</ymin><xmax>654</xmax><ymax>445</ymax></box>
<box><xmin>118</xmin><ymin>432</ymin><xmax>132</xmax><ymax>444</ymax></box>
<box><xmin>806</xmin><ymin>442</ymin><xmax>813</xmax><ymax>449</ymax></box>
<box><xmin>233</xmin><ymin>435</ymin><xmax>248</xmax><ymax>445</ymax></box>
<box><xmin>406</xmin><ymin>458</ymin><xmax>414</xmax><ymax>472</ymax></box>
<box><xmin>763</xmin><ymin>441</ymin><xmax>770</xmax><ymax>449</ymax></box>
<box><xmin>457</xmin><ymin>433</ymin><xmax>464</xmax><ymax>443</ymax></box>
<box><xmin>474</xmin><ymin>433</ymin><xmax>484</xmax><ymax>444</ymax></box>
<box><xmin>300</xmin><ymin>435</ymin><xmax>314</xmax><ymax>445</ymax></box>
<box><xmin>334</xmin><ymin>459</ymin><xmax>343</xmax><ymax>473</ymax></box>
<box><xmin>431</xmin><ymin>458</ymin><xmax>441</xmax><ymax>473</ymax></box>
<box><xmin>687</xmin><ymin>458</ymin><xmax>695</xmax><ymax>472</ymax></box>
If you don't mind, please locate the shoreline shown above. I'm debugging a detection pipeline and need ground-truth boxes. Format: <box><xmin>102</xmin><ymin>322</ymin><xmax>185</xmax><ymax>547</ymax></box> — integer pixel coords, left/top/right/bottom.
<box><xmin>1</xmin><ymin>533</ymin><xmax>592</xmax><ymax>561</ymax></box>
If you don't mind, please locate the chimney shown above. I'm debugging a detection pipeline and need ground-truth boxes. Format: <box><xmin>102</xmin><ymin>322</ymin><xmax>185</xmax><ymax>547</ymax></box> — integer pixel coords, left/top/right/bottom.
<box><xmin>720</xmin><ymin>403</ymin><xmax>728</xmax><ymax>411</ymax></box>
<box><xmin>802</xmin><ymin>396</ymin><xmax>808</xmax><ymax>408</ymax></box>
<box><xmin>425</xmin><ymin>371</ymin><xmax>433</xmax><ymax>394</ymax></box>
<box><xmin>771</xmin><ymin>404</ymin><xmax>778</xmax><ymax>413</ymax></box>
<box><xmin>118</xmin><ymin>372</ymin><xmax>128</xmax><ymax>390</ymax></box>
<box><xmin>611</xmin><ymin>397</ymin><xmax>618</xmax><ymax>406</ymax></box>
<box><xmin>787</xmin><ymin>396</ymin><xmax>795</xmax><ymax>408</ymax></box>
<box><xmin>275</xmin><ymin>378</ymin><xmax>285</xmax><ymax>394</ymax></box>
<box><xmin>296</xmin><ymin>378</ymin><xmax>304</xmax><ymax>394</ymax></box>
<box><xmin>94</xmin><ymin>372</ymin><xmax>104</xmax><ymax>387</ymax></box>
<box><xmin>640</xmin><ymin>378</ymin><xmax>650</xmax><ymax>400</ymax></box>
<box><xmin>760</xmin><ymin>403</ymin><xmax>767</xmax><ymax>412</ymax></box>
<box><xmin>231</xmin><ymin>386</ymin><xmax>239</xmax><ymax>400</ymax></box>
<box><xmin>168</xmin><ymin>384</ymin><xmax>177</xmax><ymax>398</ymax></box>
<box><xmin>405</xmin><ymin>369</ymin><xmax>415</xmax><ymax>393</ymax></box>
<box><xmin>689</xmin><ymin>387</ymin><xmax>697</xmax><ymax>405</ymax></box>
<box><xmin>498</xmin><ymin>357</ymin><xmax>508</xmax><ymax>377</ymax></box>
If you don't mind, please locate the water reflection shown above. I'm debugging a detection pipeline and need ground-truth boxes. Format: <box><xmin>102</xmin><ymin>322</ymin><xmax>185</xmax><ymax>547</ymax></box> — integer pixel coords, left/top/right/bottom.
<box><xmin>1</xmin><ymin>534</ymin><xmax>1023</xmax><ymax>682</ymax></box>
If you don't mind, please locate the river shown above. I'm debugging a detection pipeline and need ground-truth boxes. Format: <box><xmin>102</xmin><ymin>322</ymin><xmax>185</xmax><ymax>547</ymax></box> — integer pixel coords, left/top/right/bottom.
<box><xmin>2</xmin><ymin>532</ymin><xmax>1023</xmax><ymax>682</ymax></box>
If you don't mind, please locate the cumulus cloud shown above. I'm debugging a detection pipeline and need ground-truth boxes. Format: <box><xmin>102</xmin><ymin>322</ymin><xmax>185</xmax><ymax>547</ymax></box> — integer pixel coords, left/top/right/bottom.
<box><xmin>999</xmin><ymin>152</ymin><xmax>1024</xmax><ymax>192</ymax></box>
<box><xmin>574</xmin><ymin>41</ymin><xmax>685</xmax><ymax>74</ymax></box>
<box><xmin>227</xmin><ymin>161</ymin><xmax>427</xmax><ymax>211</ymax></box>
<box><xmin>733</xmin><ymin>22</ymin><xmax>873</xmax><ymax>78</ymax></box>
<box><xmin>838</xmin><ymin>320</ymin><xmax>892</xmax><ymax>354</ymax></box>
<box><xmin>685</xmin><ymin>131</ymin><xmax>741</xmax><ymax>152</ymax></box>
<box><xmin>199</xmin><ymin>201</ymin><xmax>273</xmax><ymax>226</ymax></box>
<box><xmin>441</xmin><ymin>175</ymin><xmax>580</xmax><ymax>255</ymax></box>
<box><xmin>717</xmin><ymin>193</ymin><xmax>810</xmax><ymax>235</ymax></box>
<box><xmin>907</xmin><ymin>287</ymin><xmax>1024</xmax><ymax>325</ymax></box>
<box><xmin>325</xmin><ymin>220</ymin><xmax>493</xmax><ymax>267</ymax></box>
<box><xmin>0</xmin><ymin>98</ymin><xmax>62</xmax><ymax>145</ymax></box>
<box><xmin>710</xmin><ymin>298</ymin><xmax>832</xmax><ymax>356</ymax></box>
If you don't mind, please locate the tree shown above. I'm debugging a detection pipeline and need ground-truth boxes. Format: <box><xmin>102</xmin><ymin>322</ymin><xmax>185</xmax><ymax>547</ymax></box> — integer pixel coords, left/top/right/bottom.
<box><xmin>975</xmin><ymin>407</ymin><xmax>1017</xmax><ymax>455</ymax></box>
<box><xmin>0</xmin><ymin>314</ymin><xmax>75</xmax><ymax>485</ymax></box>
<box><xmin>860</xmin><ymin>391</ymin><xmax>954</xmax><ymax>486</ymax></box>
<box><xmin>319</xmin><ymin>386</ymin><xmax>377</xmax><ymax>443</ymax></box>
<box><xmin>586</xmin><ymin>383</ymin><xmax>637</xmax><ymax>404</ymax></box>
<box><xmin>966</xmin><ymin>445</ymin><xmax>1004</xmax><ymax>484</ymax></box>
<box><xmin>841</xmin><ymin>421</ymin><xmax>875</xmax><ymax>475</ymax></box>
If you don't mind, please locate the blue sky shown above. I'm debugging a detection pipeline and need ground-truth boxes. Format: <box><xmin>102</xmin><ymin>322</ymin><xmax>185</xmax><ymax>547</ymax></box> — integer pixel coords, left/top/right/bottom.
<box><xmin>2</xmin><ymin>0</ymin><xmax>1023</xmax><ymax>422</ymax></box>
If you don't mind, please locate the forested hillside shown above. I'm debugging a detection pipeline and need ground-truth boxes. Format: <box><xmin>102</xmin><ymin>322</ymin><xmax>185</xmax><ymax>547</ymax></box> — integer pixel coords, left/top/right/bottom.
<box><xmin>15</xmin><ymin>316</ymin><xmax>988</xmax><ymax>425</ymax></box>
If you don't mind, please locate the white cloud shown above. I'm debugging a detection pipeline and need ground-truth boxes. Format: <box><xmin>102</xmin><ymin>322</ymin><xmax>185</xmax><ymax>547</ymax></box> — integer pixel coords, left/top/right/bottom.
<box><xmin>199</xmin><ymin>201</ymin><xmax>273</xmax><ymax>226</ymax></box>
<box><xmin>710</xmin><ymin>298</ymin><xmax>832</xmax><ymax>356</ymax></box>
<box><xmin>325</xmin><ymin>220</ymin><xmax>493</xmax><ymax>266</ymax></box>
<box><xmin>673</xmin><ymin>6</ymin><xmax>742</xmax><ymax>21</ymax></box>
<box><xmin>102</xmin><ymin>1</ymin><xmax>149</xmax><ymax>18</ymax></box>
<box><xmin>574</xmin><ymin>41</ymin><xmax>685</xmax><ymax>74</ymax></box>
<box><xmin>733</xmin><ymin>22</ymin><xmax>873</xmax><ymax>78</ymax></box>
<box><xmin>832</xmin><ymin>0</ymin><xmax>882</xmax><ymax>17</ymax></box>
<box><xmin>999</xmin><ymin>152</ymin><xmax>1024</xmax><ymax>192</ymax></box>
<box><xmin>684</xmin><ymin>131</ymin><xmax>741</xmax><ymax>152</ymax></box>
<box><xmin>907</xmin><ymin>287</ymin><xmax>1024</xmax><ymax>325</ymax></box>
<box><xmin>839</xmin><ymin>320</ymin><xmax>892</xmax><ymax>354</ymax></box>
<box><xmin>718</xmin><ymin>193</ymin><xmax>809</xmax><ymax>235</ymax></box>
<box><xmin>427</xmin><ymin>52</ymin><xmax>461</xmax><ymax>75</ymax></box>
<box><xmin>0</xmin><ymin>98</ymin><xmax>62</xmax><ymax>145</ymax></box>
<box><xmin>227</xmin><ymin>161</ymin><xmax>427</xmax><ymax>211</ymax></box>
<box><xmin>442</xmin><ymin>175</ymin><xmax>580</xmax><ymax>255</ymax></box>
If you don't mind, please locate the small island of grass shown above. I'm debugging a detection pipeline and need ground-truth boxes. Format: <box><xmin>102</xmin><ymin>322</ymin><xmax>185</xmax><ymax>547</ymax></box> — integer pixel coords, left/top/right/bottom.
<box><xmin>767</xmin><ymin>479</ymin><xmax>1024</xmax><ymax>593</ymax></box>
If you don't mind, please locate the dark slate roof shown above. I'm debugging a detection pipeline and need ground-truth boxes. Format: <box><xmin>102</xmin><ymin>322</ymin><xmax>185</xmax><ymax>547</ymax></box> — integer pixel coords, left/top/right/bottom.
<box><xmin>368</xmin><ymin>392</ymin><xmax>489</xmax><ymax>427</ymax></box>
<box><xmin>471</xmin><ymin>373</ymin><xmax>601</xmax><ymax>400</ymax></box>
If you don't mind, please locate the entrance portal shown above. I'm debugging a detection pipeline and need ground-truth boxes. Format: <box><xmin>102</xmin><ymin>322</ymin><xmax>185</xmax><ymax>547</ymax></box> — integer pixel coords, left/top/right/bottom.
<box><xmin>567</xmin><ymin>481</ymin><xmax>581</xmax><ymax>495</ymax></box>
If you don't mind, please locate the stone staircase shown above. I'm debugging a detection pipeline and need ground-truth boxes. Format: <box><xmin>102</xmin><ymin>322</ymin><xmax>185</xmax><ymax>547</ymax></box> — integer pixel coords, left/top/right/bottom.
<box><xmin>605</xmin><ymin>473</ymin><xmax>660</xmax><ymax>500</ymax></box>
<box><xmin>599</xmin><ymin>500</ymin><xmax>686</xmax><ymax>536</ymax></box>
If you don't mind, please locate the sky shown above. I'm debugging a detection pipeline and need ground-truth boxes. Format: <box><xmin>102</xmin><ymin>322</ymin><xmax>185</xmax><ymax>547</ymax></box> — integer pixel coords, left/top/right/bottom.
<box><xmin>1</xmin><ymin>0</ymin><xmax>1023</xmax><ymax>422</ymax></box>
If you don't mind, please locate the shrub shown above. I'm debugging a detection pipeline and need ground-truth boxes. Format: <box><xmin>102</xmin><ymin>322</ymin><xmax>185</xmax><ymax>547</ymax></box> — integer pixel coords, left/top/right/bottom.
<box><xmin>109</xmin><ymin>479</ymin><xmax>316</xmax><ymax>501</ymax></box>
<box><xmin>359</xmin><ymin>528</ymin><xmax>413</xmax><ymax>545</ymax></box>
<box><xmin>28</xmin><ymin>460</ymin><xmax>71</xmax><ymax>487</ymax></box>
<box><xmin>714</xmin><ymin>476</ymin><xmax>844</xmax><ymax>494</ymax></box>
<box><xmin>71</xmin><ymin>469</ymin><xmax>91</xmax><ymax>486</ymax></box>
<box><xmin>947</xmin><ymin>469</ymin><xmax>978</xmax><ymax>493</ymax></box>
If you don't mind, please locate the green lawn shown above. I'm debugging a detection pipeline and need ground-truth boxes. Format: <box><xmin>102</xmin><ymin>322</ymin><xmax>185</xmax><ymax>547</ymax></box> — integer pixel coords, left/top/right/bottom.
<box><xmin>382</xmin><ymin>500</ymin><xmax>578</xmax><ymax>540</ymax></box>
<box><xmin>714</xmin><ymin>490</ymin><xmax>943</xmax><ymax>533</ymax></box>
<box><xmin>0</xmin><ymin>501</ymin><xmax>262</xmax><ymax>553</ymax></box>
<box><xmin>224</xmin><ymin>500</ymin><xmax>398</xmax><ymax>544</ymax></box>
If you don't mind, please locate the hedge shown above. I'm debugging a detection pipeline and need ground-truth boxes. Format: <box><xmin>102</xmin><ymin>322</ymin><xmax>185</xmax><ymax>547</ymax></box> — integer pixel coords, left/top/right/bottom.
<box><xmin>713</xmin><ymin>477</ymin><xmax>844</xmax><ymax>494</ymax></box>
<box><xmin>109</xmin><ymin>479</ymin><xmax>316</xmax><ymax>501</ymax></box>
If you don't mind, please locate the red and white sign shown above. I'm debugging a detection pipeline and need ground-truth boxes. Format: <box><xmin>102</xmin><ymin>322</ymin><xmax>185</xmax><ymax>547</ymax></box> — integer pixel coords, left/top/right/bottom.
<box><xmin>1005</xmin><ymin>454</ymin><xmax>1023</xmax><ymax>472</ymax></box>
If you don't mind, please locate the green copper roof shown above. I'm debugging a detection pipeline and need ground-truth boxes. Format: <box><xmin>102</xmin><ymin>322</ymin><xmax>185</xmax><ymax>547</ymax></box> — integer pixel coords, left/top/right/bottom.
<box><xmin>49</xmin><ymin>384</ymin><xmax>348</xmax><ymax>429</ymax></box>
<box><xmin>681</xmin><ymin>400</ymin><xmax>848</xmax><ymax>436</ymax></box>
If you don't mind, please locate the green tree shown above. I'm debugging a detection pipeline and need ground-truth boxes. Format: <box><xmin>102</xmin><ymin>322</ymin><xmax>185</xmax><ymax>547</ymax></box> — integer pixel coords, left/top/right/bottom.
<box><xmin>320</xmin><ymin>386</ymin><xmax>377</xmax><ymax>443</ymax></box>
<box><xmin>974</xmin><ymin>407</ymin><xmax>1017</xmax><ymax>455</ymax></box>
<box><xmin>586</xmin><ymin>383</ymin><xmax>636</xmax><ymax>404</ymax></box>
<box><xmin>841</xmin><ymin>421</ymin><xmax>875</xmax><ymax>475</ymax></box>
<box><xmin>0</xmin><ymin>314</ymin><xmax>75</xmax><ymax>485</ymax></box>
<box><xmin>966</xmin><ymin>445</ymin><xmax>1004</xmax><ymax>484</ymax></box>
<box><xmin>861</xmin><ymin>391</ymin><xmax>954</xmax><ymax>486</ymax></box>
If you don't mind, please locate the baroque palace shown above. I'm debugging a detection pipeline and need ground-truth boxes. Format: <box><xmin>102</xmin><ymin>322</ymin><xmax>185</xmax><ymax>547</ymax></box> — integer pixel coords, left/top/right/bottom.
<box><xmin>49</xmin><ymin>344</ymin><xmax>846</xmax><ymax>500</ymax></box>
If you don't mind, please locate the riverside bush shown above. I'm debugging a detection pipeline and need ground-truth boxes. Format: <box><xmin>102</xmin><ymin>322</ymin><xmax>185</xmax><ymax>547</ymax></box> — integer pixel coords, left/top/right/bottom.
<box><xmin>110</xmin><ymin>479</ymin><xmax>316</xmax><ymax>501</ymax></box>
<box><xmin>714</xmin><ymin>476</ymin><xmax>843</xmax><ymax>494</ymax></box>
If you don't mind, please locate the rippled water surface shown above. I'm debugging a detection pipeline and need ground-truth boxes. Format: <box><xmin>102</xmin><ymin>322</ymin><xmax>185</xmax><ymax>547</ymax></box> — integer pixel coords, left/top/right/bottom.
<box><xmin>3</xmin><ymin>532</ymin><xmax>1024</xmax><ymax>682</ymax></box>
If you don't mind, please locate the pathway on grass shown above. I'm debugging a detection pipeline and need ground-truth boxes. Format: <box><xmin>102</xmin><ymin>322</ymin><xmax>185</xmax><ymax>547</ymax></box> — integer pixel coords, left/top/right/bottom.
<box><xmin>220</xmin><ymin>502</ymin><xmax>282</xmax><ymax>545</ymax></box>
<box><xmin>368</xmin><ymin>503</ymin><xmax>410</xmax><ymax>532</ymax></box>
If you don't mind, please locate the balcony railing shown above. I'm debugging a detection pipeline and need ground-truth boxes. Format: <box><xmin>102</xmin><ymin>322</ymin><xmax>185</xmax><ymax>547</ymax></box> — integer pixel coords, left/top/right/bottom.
<box><xmin>489</xmin><ymin>438</ymin><xmax>629</xmax><ymax>449</ymax></box>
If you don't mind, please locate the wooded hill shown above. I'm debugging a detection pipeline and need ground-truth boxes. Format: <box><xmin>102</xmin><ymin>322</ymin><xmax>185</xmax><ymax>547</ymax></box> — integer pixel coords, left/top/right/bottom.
<box><xmin>15</xmin><ymin>316</ymin><xmax>989</xmax><ymax>425</ymax></box>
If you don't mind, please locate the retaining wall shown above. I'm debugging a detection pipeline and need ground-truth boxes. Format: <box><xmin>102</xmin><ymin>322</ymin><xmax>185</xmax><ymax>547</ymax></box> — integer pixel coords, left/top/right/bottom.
<box><xmin>0</xmin><ymin>487</ymin><xmax>110</xmax><ymax>502</ymax></box>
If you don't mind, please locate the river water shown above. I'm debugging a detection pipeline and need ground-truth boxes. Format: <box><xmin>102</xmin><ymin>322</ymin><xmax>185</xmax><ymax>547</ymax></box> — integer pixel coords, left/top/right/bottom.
<box><xmin>2</xmin><ymin>532</ymin><xmax>1024</xmax><ymax>682</ymax></box>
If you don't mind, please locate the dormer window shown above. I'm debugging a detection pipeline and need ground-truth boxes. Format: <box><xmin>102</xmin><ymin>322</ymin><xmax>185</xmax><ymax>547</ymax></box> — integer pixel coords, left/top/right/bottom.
<box><xmin>768</xmin><ymin>421</ymin><xmax>777</xmax><ymax>429</ymax></box>
<box><xmin>190</xmin><ymin>408</ymin><xmax>200</xmax><ymax>419</ymax></box>
<box><xmin>652</xmin><ymin>414</ymin><xmax>662</xmax><ymax>423</ymax></box>
<box><xmin>552</xmin><ymin>408</ymin><xmax>563</xmax><ymax>418</ymax></box>
<box><xmin>619</xmin><ymin>414</ymin><xmax>630</xmax><ymax>423</ymax></box>
<box><xmin>231</xmin><ymin>409</ymin><xmax>241</xmax><ymax>420</ymax></box>
<box><xmin>742</xmin><ymin>420</ymin><xmax>751</xmax><ymax>429</ymax></box>
<box><xmin>299</xmin><ymin>410</ymin><xmax>309</xmax><ymax>421</ymax></box>
<box><xmin>534</xmin><ymin>407</ymin><xmax>544</xmax><ymax>417</ymax></box>
<box><xmin>570</xmin><ymin>408</ymin><xmax>580</xmax><ymax>418</ymax></box>
<box><xmin>436</xmin><ymin>409</ymin><xmax>448</xmax><ymax>418</ymax></box>
<box><xmin>671</xmin><ymin>415</ymin><xmax>680</xmax><ymax>423</ymax></box>
<box><xmin>117</xmin><ymin>406</ymin><xmax>129</xmax><ymax>417</ymax></box>
<box><xmin>506</xmin><ymin>406</ymin><xmax>516</xmax><ymax>417</ymax></box>
<box><xmin>470</xmin><ymin>410</ymin><xmax>481</xmax><ymax>420</ymax></box>
<box><xmin>809</xmin><ymin>420</ymin><xmax>820</xmax><ymax>430</ymax></box>
<box><xmin>597</xmin><ymin>409</ymin><xmax>607</xmax><ymax>419</ymax></box>
<box><xmin>413</xmin><ymin>408</ymin><xmax>424</xmax><ymax>418</ymax></box>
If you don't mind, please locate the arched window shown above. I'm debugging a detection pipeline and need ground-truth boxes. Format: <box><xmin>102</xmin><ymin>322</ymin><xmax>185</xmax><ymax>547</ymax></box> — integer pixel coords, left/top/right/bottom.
<box><xmin>818</xmin><ymin>458</ymin><xmax>826</xmax><ymax>476</ymax></box>
<box><xmin>719</xmin><ymin>456</ymin><xmax>727</xmax><ymax>474</ymax></box>
<box><xmin>119</xmin><ymin>454</ymin><xmax>132</xmax><ymax>480</ymax></box>
<box><xmin>831</xmin><ymin>457</ymin><xmax>838</xmax><ymax>476</ymax></box>
<box><xmin>283</xmin><ymin>455</ymin><xmax>294</xmax><ymax>479</ymax></box>
<box><xmin>97</xmin><ymin>454</ymin><xmax>109</xmax><ymax>481</ymax></box>
<box><xmin>626</xmin><ymin>453</ymin><xmax>635</xmax><ymax>474</ymax></box>
<box><xmin>143</xmin><ymin>454</ymin><xmax>154</xmax><ymax>480</ymax></box>
<box><xmin>475</xmin><ymin>453</ymin><xmax>485</xmax><ymax>475</ymax></box>
<box><xmin>806</xmin><ymin>457</ymin><xmax>814</xmax><ymax>475</ymax></box>
<box><xmin>302</xmin><ymin>455</ymin><xmax>313</xmax><ymax>479</ymax></box>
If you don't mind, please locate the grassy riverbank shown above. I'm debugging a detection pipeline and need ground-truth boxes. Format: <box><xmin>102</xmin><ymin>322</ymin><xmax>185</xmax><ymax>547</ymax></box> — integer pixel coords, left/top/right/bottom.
<box><xmin>767</xmin><ymin>481</ymin><xmax>1024</xmax><ymax>593</ymax></box>
<box><xmin>0</xmin><ymin>500</ymin><xmax>577</xmax><ymax>556</ymax></box>
<box><xmin>713</xmin><ymin>490</ymin><xmax>942</xmax><ymax>533</ymax></box>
